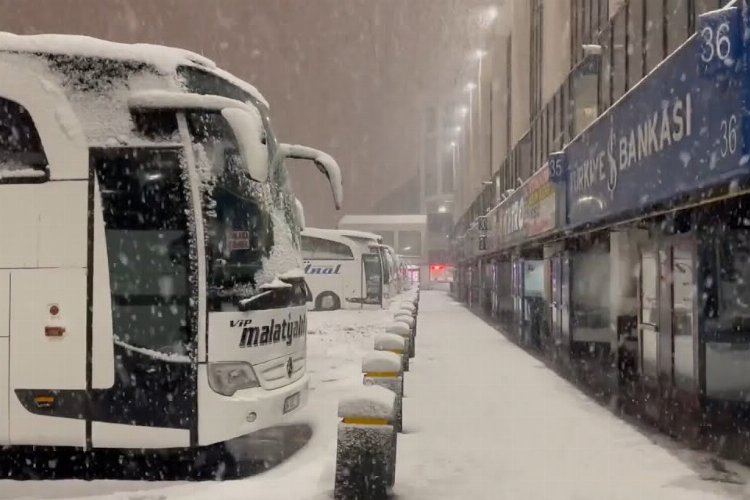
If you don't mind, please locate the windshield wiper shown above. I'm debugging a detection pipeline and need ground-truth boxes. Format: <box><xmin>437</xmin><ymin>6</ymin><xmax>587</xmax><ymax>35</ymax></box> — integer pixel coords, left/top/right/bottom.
<box><xmin>238</xmin><ymin>290</ymin><xmax>274</xmax><ymax>310</ymax></box>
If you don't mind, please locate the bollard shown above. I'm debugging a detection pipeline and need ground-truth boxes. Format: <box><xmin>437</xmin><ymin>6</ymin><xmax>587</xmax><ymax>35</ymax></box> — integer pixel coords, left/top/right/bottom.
<box><xmin>393</xmin><ymin>314</ymin><xmax>414</xmax><ymax>330</ymax></box>
<box><xmin>398</xmin><ymin>301</ymin><xmax>415</xmax><ymax>313</ymax></box>
<box><xmin>374</xmin><ymin>332</ymin><xmax>408</xmax><ymax>374</ymax></box>
<box><xmin>335</xmin><ymin>386</ymin><xmax>397</xmax><ymax>500</ymax></box>
<box><xmin>362</xmin><ymin>351</ymin><xmax>404</xmax><ymax>432</ymax></box>
<box><xmin>390</xmin><ymin>317</ymin><xmax>415</xmax><ymax>358</ymax></box>
<box><xmin>386</xmin><ymin>321</ymin><xmax>414</xmax><ymax>360</ymax></box>
<box><xmin>393</xmin><ymin>316</ymin><xmax>415</xmax><ymax>355</ymax></box>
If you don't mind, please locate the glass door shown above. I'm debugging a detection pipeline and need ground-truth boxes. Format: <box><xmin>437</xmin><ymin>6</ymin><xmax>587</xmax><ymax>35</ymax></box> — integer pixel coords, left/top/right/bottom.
<box><xmin>551</xmin><ymin>256</ymin><xmax>562</xmax><ymax>341</ymax></box>
<box><xmin>561</xmin><ymin>254</ymin><xmax>571</xmax><ymax>346</ymax></box>
<box><xmin>640</xmin><ymin>248</ymin><xmax>659</xmax><ymax>382</ymax></box>
<box><xmin>672</xmin><ymin>242</ymin><xmax>696</xmax><ymax>391</ymax></box>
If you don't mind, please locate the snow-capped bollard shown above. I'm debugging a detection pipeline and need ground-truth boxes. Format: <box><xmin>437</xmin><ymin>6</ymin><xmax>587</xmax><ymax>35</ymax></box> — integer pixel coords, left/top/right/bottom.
<box><xmin>386</xmin><ymin>321</ymin><xmax>414</xmax><ymax>360</ymax></box>
<box><xmin>398</xmin><ymin>301</ymin><xmax>415</xmax><ymax>314</ymax></box>
<box><xmin>393</xmin><ymin>314</ymin><xmax>414</xmax><ymax>329</ymax></box>
<box><xmin>393</xmin><ymin>316</ymin><xmax>416</xmax><ymax>353</ymax></box>
<box><xmin>362</xmin><ymin>351</ymin><xmax>404</xmax><ymax>432</ymax></box>
<box><xmin>335</xmin><ymin>386</ymin><xmax>398</xmax><ymax>500</ymax></box>
<box><xmin>374</xmin><ymin>332</ymin><xmax>408</xmax><ymax>373</ymax></box>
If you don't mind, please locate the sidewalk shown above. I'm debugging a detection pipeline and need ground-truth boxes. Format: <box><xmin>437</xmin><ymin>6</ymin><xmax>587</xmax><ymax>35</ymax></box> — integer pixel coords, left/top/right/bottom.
<box><xmin>396</xmin><ymin>291</ymin><xmax>746</xmax><ymax>500</ymax></box>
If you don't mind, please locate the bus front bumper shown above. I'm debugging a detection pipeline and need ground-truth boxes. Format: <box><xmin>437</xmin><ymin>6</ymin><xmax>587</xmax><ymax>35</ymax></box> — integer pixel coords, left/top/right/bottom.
<box><xmin>197</xmin><ymin>366</ymin><xmax>310</xmax><ymax>446</ymax></box>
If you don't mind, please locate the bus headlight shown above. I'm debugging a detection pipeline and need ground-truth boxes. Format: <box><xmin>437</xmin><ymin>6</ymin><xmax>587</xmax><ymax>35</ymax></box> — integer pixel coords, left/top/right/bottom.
<box><xmin>208</xmin><ymin>362</ymin><xmax>260</xmax><ymax>396</ymax></box>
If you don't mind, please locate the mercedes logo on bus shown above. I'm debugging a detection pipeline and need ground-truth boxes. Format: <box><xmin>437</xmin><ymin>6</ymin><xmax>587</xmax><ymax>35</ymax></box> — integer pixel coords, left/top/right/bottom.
<box><xmin>286</xmin><ymin>357</ymin><xmax>294</xmax><ymax>378</ymax></box>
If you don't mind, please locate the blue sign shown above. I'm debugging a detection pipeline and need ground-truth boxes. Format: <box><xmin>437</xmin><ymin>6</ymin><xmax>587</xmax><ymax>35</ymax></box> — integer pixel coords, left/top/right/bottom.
<box><xmin>548</xmin><ymin>152</ymin><xmax>567</xmax><ymax>183</ymax></box>
<box><xmin>565</xmin><ymin>7</ymin><xmax>749</xmax><ymax>228</ymax></box>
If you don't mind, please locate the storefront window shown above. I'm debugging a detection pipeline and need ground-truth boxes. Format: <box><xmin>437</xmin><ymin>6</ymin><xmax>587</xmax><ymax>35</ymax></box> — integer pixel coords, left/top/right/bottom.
<box><xmin>645</xmin><ymin>0</ymin><xmax>665</xmax><ymax>73</ymax></box>
<box><xmin>627</xmin><ymin>0</ymin><xmax>644</xmax><ymax>90</ymax></box>
<box><xmin>666</xmin><ymin>0</ymin><xmax>689</xmax><ymax>54</ymax></box>
<box><xmin>612</xmin><ymin>9</ymin><xmax>627</xmax><ymax>101</ymax></box>
<box><xmin>398</xmin><ymin>230</ymin><xmax>422</xmax><ymax>257</ymax></box>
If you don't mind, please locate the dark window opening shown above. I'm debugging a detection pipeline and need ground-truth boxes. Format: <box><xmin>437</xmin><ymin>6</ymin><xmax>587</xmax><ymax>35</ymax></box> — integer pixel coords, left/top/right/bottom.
<box><xmin>0</xmin><ymin>96</ymin><xmax>49</xmax><ymax>183</ymax></box>
<box><xmin>93</xmin><ymin>147</ymin><xmax>193</xmax><ymax>356</ymax></box>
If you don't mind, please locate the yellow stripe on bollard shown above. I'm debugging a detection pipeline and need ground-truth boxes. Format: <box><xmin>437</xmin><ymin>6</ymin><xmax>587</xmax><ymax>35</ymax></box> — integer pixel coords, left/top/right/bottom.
<box><xmin>365</xmin><ymin>372</ymin><xmax>400</xmax><ymax>378</ymax></box>
<box><xmin>388</xmin><ymin>349</ymin><xmax>404</xmax><ymax>355</ymax></box>
<box><xmin>342</xmin><ymin>417</ymin><xmax>390</xmax><ymax>425</ymax></box>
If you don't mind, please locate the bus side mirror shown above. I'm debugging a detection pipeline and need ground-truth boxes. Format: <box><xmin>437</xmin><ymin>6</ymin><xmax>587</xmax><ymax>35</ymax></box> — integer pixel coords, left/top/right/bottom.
<box><xmin>222</xmin><ymin>107</ymin><xmax>268</xmax><ymax>182</ymax></box>
<box><xmin>272</xmin><ymin>144</ymin><xmax>343</xmax><ymax>210</ymax></box>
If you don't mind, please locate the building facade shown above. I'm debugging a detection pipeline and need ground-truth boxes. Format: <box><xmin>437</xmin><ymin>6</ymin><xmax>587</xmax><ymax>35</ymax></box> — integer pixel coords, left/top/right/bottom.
<box><xmin>452</xmin><ymin>0</ymin><xmax>730</xmax><ymax>229</ymax></box>
<box><xmin>450</xmin><ymin>0</ymin><xmax>750</xmax><ymax>445</ymax></box>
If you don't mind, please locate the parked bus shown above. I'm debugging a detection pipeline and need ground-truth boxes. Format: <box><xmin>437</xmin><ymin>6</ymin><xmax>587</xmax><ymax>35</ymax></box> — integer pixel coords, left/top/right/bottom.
<box><xmin>301</xmin><ymin>228</ymin><xmax>384</xmax><ymax>310</ymax></box>
<box><xmin>372</xmin><ymin>244</ymin><xmax>403</xmax><ymax>299</ymax></box>
<box><xmin>0</xmin><ymin>33</ymin><xmax>342</xmax><ymax>451</ymax></box>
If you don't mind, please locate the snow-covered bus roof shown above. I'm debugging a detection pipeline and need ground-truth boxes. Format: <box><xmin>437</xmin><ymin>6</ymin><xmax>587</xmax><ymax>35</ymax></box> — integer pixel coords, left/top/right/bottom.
<box><xmin>338</xmin><ymin>214</ymin><xmax>427</xmax><ymax>227</ymax></box>
<box><xmin>0</xmin><ymin>32</ymin><xmax>269</xmax><ymax>108</ymax></box>
<box><xmin>302</xmin><ymin>227</ymin><xmax>381</xmax><ymax>243</ymax></box>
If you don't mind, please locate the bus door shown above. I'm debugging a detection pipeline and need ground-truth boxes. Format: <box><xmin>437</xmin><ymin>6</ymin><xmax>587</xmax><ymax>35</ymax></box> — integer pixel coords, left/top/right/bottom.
<box><xmin>87</xmin><ymin>147</ymin><xmax>197</xmax><ymax>449</ymax></box>
<box><xmin>362</xmin><ymin>253</ymin><xmax>384</xmax><ymax>307</ymax></box>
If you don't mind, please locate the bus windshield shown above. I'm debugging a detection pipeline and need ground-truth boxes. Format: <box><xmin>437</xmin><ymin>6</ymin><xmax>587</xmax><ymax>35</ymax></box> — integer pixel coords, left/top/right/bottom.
<box><xmin>186</xmin><ymin>110</ymin><xmax>274</xmax><ymax>309</ymax></box>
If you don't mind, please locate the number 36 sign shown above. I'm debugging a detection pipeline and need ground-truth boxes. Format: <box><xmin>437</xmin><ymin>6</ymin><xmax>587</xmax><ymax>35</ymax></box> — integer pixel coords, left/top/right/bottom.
<box><xmin>697</xmin><ymin>6</ymin><xmax>741</xmax><ymax>78</ymax></box>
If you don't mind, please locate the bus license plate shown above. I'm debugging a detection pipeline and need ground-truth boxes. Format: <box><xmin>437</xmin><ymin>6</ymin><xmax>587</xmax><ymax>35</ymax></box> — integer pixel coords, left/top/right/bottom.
<box><xmin>283</xmin><ymin>392</ymin><xmax>300</xmax><ymax>414</ymax></box>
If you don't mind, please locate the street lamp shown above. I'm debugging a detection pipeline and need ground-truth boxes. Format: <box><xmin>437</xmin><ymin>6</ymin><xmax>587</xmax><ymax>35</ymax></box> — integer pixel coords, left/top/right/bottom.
<box><xmin>481</xmin><ymin>5</ymin><xmax>500</xmax><ymax>27</ymax></box>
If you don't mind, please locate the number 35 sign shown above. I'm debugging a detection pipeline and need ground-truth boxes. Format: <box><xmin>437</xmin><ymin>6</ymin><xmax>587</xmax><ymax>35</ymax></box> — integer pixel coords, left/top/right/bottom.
<box><xmin>698</xmin><ymin>6</ymin><xmax>741</xmax><ymax>78</ymax></box>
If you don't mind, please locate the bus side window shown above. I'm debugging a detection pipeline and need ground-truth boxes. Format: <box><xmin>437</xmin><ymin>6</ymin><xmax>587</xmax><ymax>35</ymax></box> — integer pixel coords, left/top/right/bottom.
<box><xmin>302</xmin><ymin>236</ymin><xmax>354</xmax><ymax>260</ymax></box>
<box><xmin>0</xmin><ymin>96</ymin><xmax>49</xmax><ymax>183</ymax></box>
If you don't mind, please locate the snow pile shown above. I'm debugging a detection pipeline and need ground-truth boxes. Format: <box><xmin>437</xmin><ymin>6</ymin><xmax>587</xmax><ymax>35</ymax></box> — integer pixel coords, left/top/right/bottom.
<box><xmin>374</xmin><ymin>333</ymin><xmax>405</xmax><ymax>352</ymax></box>
<box><xmin>337</xmin><ymin>385</ymin><xmax>395</xmax><ymax>421</ymax></box>
<box><xmin>361</xmin><ymin>351</ymin><xmax>402</xmax><ymax>374</ymax></box>
<box><xmin>221</xmin><ymin>106</ymin><xmax>268</xmax><ymax>182</ymax></box>
<box><xmin>385</xmin><ymin>322</ymin><xmax>410</xmax><ymax>337</ymax></box>
<box><xmin>256</xmin><ymin>206</ymin><xmax>304</xmax><ymax>287</ymax></box>
<box><xmin>393</xmin><ymin>315</ymin><xmax>414</xmax><ymax>328</ymax></box>
<box><xmin>259</xmin><ymin>278</ymin><xmax>292</xmax><ymax>290</ymax></box>
<box><xmin>279</xmin><ymin>267</ymin><xmax>305</xmax><ymax>280</ymax></box>
<box><xmin>398</xmin><ymin>301</ymin><xmax>415</xmax><ymax>312</ymax></box>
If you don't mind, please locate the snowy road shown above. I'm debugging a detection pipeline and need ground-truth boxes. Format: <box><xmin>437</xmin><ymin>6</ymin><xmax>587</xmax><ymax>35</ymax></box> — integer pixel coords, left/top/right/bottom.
<box><xmin>1</xmin><ymin>291</ymin><xmax>749</xmax><ymax>499</ymax></box>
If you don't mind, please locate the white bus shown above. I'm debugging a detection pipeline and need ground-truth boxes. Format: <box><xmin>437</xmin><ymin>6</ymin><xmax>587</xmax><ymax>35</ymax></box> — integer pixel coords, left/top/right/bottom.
<box><xmin>0</xmin><ymin>33</ymin><xmax>342</xmax><ymax>451</ymax></box>
<box><xmin>373</xmin><ymin>244</ymin><xmax>403</xmax><ymax>299</ymax></box>
<box><xmin>301</xmin><ymin>228</ymin><xmax>384</xmax><ymax>310</ymax></box>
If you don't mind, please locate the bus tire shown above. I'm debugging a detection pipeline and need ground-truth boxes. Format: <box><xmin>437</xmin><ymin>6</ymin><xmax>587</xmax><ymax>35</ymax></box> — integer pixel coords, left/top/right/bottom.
<box><xmin>316</xmin><ymin>292</ymin><xmax>341</xmax><ymax>311</ymax></box>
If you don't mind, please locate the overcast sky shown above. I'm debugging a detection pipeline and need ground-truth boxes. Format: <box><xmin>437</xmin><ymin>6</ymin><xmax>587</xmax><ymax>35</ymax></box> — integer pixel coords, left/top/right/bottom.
<box><xmin>0</xmin><ymin>0</ymin><xmax>503</xmax><ymax>227</ymax></box>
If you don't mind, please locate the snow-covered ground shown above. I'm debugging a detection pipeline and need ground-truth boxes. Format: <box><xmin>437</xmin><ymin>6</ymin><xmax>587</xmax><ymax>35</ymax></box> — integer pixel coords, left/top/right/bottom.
<box><xmin>2</xmin><ymin>291</ymin><xmax>750</xmax><ymax>499</ymax></box>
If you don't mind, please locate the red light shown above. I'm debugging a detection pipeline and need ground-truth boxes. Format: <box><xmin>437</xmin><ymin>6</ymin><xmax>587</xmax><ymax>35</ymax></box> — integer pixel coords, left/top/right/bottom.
<box><xmin>431</xmin><ymin>265</ymin><xmax>445</xmax><ymax>271</ymax></box>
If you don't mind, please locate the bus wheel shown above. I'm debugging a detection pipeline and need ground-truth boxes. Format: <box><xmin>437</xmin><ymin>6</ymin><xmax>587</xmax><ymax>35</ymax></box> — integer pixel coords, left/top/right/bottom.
<box><xmin>316</xmin><ymin>292</ymin><xmax>341</xmax><ymax>311</ymax></box>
